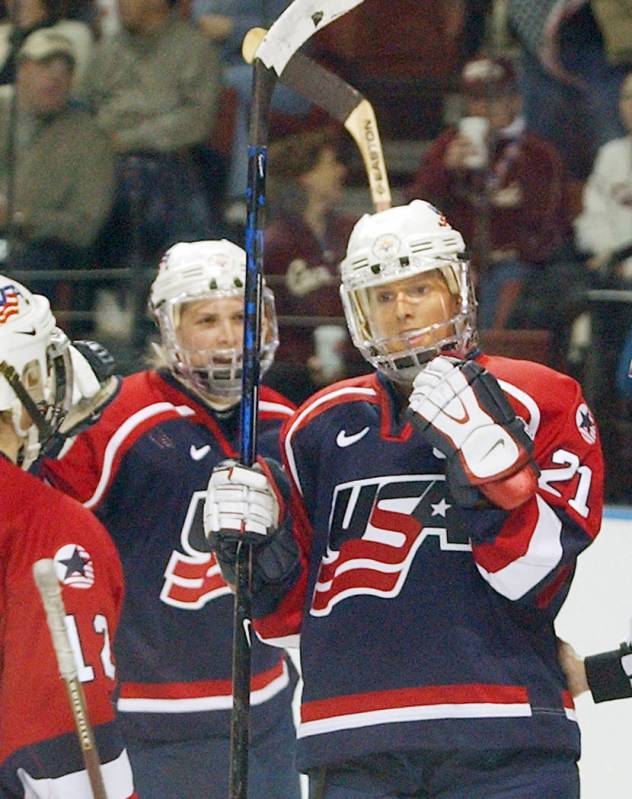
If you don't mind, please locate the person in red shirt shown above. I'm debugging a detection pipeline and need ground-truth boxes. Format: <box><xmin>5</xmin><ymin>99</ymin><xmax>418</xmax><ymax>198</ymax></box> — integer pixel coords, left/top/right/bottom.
<box><xmin>406</xmin><ymin>56</ymin><xmax>571</xmax><ymax>329</ymax></box>
<box><xmin>0</xmin><ymin>276</ymin><xmax>136</xmax><ymax>797</ymax></box>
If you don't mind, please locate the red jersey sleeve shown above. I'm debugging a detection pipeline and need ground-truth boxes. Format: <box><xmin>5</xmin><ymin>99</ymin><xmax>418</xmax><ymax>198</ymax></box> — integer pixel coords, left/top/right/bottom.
<box><xmin>0</xmin><ymin>464</ymin><xmax>136</xmax><ymax>797</ymax></box>
<box><xmin>469</xmin><ymin>356</ymin><xmax>604</xmax><ymax>615</ymax></box>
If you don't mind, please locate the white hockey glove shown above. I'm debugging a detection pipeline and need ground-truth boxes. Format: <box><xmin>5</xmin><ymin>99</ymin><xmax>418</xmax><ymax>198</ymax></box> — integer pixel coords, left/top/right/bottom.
<box><xmin>408</xmin><ymin>356</ymin><xmax>538</xmax><ymax>508</ymax></box>
<box><xmin>204</xmin><ymin>458</ymin><xmax>299</xmax><ymax>590</ymax></box>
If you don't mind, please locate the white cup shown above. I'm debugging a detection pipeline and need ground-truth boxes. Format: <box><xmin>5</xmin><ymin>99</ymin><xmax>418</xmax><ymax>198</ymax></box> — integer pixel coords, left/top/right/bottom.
<box><xmin>313</xmin><ymin>324</ymin><xmax>346</xmax><ymax>381</ymax></box>
<box><xmin>458</xmin><ymin>116</ymin><xmax>490</xmax><ymax>169</ymax></box>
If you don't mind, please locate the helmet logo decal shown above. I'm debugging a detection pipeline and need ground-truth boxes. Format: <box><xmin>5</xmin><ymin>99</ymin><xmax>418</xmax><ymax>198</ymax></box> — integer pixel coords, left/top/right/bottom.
<box><xmin>0</xmin><ymin>284</ymin><xmax>23</xmax><ymax>324</ymax></box>
<box><xmin>427</xmin><ymin>204</ymin><xmax>450</xmax><ymax>227</ymax></box>
<box><xmin>53</xmin><ymin>544</ymin><xmax>95</xmax><ymax>589</ymax></box>
<box><xmin>371</xmin><ymin>234</ymin><xmax>401</xmax><ymax>261</ymax></box>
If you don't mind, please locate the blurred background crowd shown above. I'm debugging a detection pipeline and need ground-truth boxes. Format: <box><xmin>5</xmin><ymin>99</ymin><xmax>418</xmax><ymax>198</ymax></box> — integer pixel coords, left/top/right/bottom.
<box><xmin>0</xmin><ymin>0</ymin><xmax>630</xmax><ymax>500</ymax></box>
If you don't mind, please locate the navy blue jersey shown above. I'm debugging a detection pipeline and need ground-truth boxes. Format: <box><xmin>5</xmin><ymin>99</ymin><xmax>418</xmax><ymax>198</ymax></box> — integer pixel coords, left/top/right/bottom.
<box><xmin>254</xmin><ymin>354</ymin><xmax>604</xmax><ymax>771</ymax></box>
<box><xmin>44</xmin><ymin>370</ymin><xmax>296</xmax><ymax>743</ymax></box>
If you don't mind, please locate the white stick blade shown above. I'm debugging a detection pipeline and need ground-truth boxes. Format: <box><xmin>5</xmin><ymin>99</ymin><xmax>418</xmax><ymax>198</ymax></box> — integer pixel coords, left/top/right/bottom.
<box><xmin>256</xmin><ymin>0</ymin><xmax>366</xmax><ymax>75</ymax></box>
<box><xmin>33</xmin><ymin>558</ymin><xmax>78</xmax><ymax>680</ymax></box>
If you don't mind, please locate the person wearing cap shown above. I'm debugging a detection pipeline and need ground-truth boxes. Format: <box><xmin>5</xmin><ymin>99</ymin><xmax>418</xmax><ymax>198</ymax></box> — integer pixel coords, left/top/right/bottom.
<box><xmin>0</xmin><ymin>0</ymin><xmax>93</xmax><ymax>88</ymax></box>
<box><xmin>79</xmin><ymin>0</ymin><xmax>222</xmax><ymax>270</ymax></box>
<box><xmin>406</xmin><ymin>55</ymin><xmax>571</xmax><ymax>332</ymax></box>
<box><xmin>0</xmin><ymin>28</ymin><xmax>114</xmax><ymax>308</ymax></box>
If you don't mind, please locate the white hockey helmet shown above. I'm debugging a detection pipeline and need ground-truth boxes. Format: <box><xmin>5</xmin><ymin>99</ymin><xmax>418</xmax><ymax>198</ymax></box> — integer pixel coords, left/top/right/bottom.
<box><xmin>149</xmin><ymin>240</ymin><xmax>279</xmax><ymax>400</ymax></box>
<box><xmin>340</xmin><ymin>200</ymin><xmax>477</xmax><ymax>383</ymax></box>
<box><xmin>0</xmin><ymin>277</ymin><xmax>74</xmax><ymax>468</ymax></box>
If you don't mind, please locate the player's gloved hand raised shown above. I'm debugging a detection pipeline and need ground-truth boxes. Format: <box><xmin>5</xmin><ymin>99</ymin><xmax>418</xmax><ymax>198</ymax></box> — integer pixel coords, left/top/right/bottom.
<box><xmin>204</xmin><ymin>457</ymin><xmax>299</xmax><ymax>590</ymax></box>
<box><xmin>407</xmin><ymin>356</ymin><xmax>539</xmax><ymax>509</ymax></box>
<box><xmin>41</xmin><ymin>340</ymin><xmax>121</xmax><ymax>460</ymax></box>
<box><xmin>58</xmin><ymin>341</ymin><xmax>121</xmax><ymax>438</ymax></box>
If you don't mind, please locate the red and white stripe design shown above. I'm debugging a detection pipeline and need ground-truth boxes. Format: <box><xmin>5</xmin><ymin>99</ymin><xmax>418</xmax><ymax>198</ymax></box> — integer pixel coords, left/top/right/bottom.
<box><xmin>117</xmin><ymin>658</ymin><xmax>289</xmax><ymax>714</ymax></box>
<box><xmin>562</xmin><ymin>690</ymin><xmax>577</xmax><ymax>722</ymax></box>
<box><xmin>298</xmin><ymin>684</ymin><xmax>534</xmax><ymax>738</ymax></box>
<box><xmin>82</xmin><ymin>402</ymin><xmax>195</xmax><ymax>510</ymax></box>
<box><xmin>0</xmin><ymin>284</ymin><xmax>21</xmax><ymax>324</ymax></box>
<box><xmin>473</xmin><ymin>494</ymin><xmax>563</xmax><ymax>601</ymax></box>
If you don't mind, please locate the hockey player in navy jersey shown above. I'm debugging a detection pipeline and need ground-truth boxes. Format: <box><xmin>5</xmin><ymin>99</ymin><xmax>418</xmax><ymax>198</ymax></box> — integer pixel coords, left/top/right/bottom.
<box><xmin>44</xmin><ymin>241</ymin><xmax>300</xmax><ymax>799</ymax></box>
<box><xmin>205</xmin><ymin>200</ymin><xmax>605</xmax><ymax>798</ymax></box>
<box><xmin>0</xmin><ymin>277</ymin><xmax>136</xmax><ymax>797</ymax></box>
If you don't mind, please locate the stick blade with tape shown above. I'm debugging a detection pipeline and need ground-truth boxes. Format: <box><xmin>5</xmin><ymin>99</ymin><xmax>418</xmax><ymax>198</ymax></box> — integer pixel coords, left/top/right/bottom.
<box><xmin>33</xmin><ymin>558</ymin><xmax>108</xmax><ymax>799</ymax></box>
<box><xmin>235</xmin><ymin>4</ymin><xmax>368</xmax><ymax>798</ymax></box>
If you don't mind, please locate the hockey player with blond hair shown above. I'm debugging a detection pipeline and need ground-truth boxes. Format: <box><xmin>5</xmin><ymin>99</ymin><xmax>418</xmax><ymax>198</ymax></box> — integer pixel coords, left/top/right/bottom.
<box><xmin>43</xmin><ymin>240</ymin><xmax>300</xmax><ymax>799</ymax></box>
<box><xmin>205</xmin><ymin>200</ymin><xmax>604</xmax><ymax>798</ymax></box>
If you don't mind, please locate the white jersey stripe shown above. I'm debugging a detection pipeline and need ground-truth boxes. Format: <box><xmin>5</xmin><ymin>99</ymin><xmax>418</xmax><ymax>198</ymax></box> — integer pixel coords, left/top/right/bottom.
<box><xmin>259</xmin><ymin>400</ymin><xmax>293</xmax><ymax>417</ymax></box>
<box><xmin>498</xmin><ymin>379</ymin><xmax>541</xmax><ymax>440</ymax></box>
<box><xmin>117</xmin><ymin>661</ymin><xmax>290</xmax><ymax>714</ymax></box>
<box><xmin>284</xmin><ymin>387</ymin><xmax>377</xmax><ymax>494</ymax></box>
<box><xmin>16</xmin><ymin>749</ymin><xmax>134</xmax><ymax>798</ymax></box>
<box><xmin>475</xmin><ymin>495</ymin><xmax>563</xmax><ymax>600</ymax></box>
<box><xmin>83</xmin><ymin>402</ymin><xmax>195</xmax><ymax>509</ymax></box>
<box><xmin>298</xmin><ymin>702</ymin><xmax>533</xmax><ymax>738</ymax></box>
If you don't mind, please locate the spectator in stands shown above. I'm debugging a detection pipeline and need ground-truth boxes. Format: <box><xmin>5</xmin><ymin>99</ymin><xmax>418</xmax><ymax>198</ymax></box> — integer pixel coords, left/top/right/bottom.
<box><xmin>574</xmin><ymin>70</ymin><xmax>632</xmax><ymax>411</ymax></box>
<box><xmin>406</xmin><ymin>55</ymin><xmax>570</xmax><ymax>330</ymax></box>
<box><xmin>0</xmin><ymin>0</ymin><xmax>93</xmax><ymax>86</ymax></box>
<box><xmin>0</xmin><ymin>29</ymin><xmax>114</xmax><ymax>291</ymax></box>
<box><xmin>507</xmin><ymin>0</ymin><xmax>630</xmax><ymax>180</ymax></box>
<box><xmin>574</xmin><ymin>70</ymin><xmax>632</xmax><ymax>282</ymax></box>
<box><xmin>81</xmin><ymin>0</ymin><xmax>221</xmax><ymax>268</ymax></box>
<box><xmin>264</xmin><ymin>129</ymin><xmax>360</xmax><ymax>402</ymax></box>
<box><xmin>190</xmin><ymin>0</ymin><xmax>311</xmax><ymax>217</ymax></box>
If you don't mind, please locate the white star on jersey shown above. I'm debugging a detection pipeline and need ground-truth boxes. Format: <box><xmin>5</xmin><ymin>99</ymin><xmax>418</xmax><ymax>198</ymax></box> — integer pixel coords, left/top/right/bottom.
<box><xmin>431</xmin><ymin>499</ymin><xmax>451</xmax><ymax>517</ymax></box>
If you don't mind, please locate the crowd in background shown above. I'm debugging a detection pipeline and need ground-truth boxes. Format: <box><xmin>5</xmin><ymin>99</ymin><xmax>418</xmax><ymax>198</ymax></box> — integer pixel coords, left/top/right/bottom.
<box><xmin>0</xmin><ymin>0</ymin><xmax>630</xmax><ymax>496</ymax></box>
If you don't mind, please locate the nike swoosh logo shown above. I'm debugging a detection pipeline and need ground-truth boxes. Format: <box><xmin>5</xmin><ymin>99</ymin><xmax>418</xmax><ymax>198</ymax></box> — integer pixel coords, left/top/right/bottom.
<box><xmin>190</xmin><ymin>444</ymin><xmax>211</xmax><ymax>461</ymax></box>
<box><xmin>17</xmin><ymin>328</ymin><xmax>36</xmax><ymax>336</ymax></box>
<box><xmin>336</xmin><ymin>427</ymin><xmax>370</xmax><ymax>448</ymax></box>
<box><xmin>481</xmin><ymin>438</ymin><xmax>506</xmax><ymax>461</ymax></box>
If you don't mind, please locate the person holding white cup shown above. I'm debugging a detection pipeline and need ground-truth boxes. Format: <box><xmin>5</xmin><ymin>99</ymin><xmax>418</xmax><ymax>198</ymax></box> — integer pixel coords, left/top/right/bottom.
<box><xmin>406</xmin><ymin>55</ymin><xmax>570</xmax><ymax>332</ymax></box>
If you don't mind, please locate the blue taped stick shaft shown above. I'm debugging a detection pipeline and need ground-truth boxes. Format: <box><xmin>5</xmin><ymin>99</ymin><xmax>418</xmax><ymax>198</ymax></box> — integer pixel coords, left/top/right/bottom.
<box><xmin>231</xmin><ymin>57</ymin><xmax>276</xmax><ymax>799</ymax></box>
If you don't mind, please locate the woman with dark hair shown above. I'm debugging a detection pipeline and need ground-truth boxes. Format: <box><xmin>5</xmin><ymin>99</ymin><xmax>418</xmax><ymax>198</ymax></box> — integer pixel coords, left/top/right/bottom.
<box><xmin>264</xmin><ymin>128</ymin><xmax>362</xmax><ymax>403</ymax></box>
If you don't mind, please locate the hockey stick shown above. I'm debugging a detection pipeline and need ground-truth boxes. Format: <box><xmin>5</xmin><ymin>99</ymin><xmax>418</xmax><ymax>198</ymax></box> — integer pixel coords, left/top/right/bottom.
<box><xmin>242</xmin><ymin>26</ymin><xmax>392</xmax><ymax>211</ymax></box>
<box><xmin>235</xmin><ymin>4</ymin><xmax>366</xmax><ymax>798</ymax></box>
<box><xmin>33</xmin><ymin>559</ymin><xmax>107</xmax><ymax>799</ymax></box>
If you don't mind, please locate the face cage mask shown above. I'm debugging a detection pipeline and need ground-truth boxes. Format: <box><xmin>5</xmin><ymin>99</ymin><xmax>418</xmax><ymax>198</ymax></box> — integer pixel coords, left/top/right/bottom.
<box><xmin>341</xmin><ymin>258</ymin><xmax>477</xmax><ymax>384</ymax></box>
<box><xmin>0</xmin><ymin>328</ymin><xmax>74</xmax><ymax>469</ymax></box>
<box><xmin>155</xmin><ymin>288</ymin><xmax>279</xmax><ymax>401</ymax></box>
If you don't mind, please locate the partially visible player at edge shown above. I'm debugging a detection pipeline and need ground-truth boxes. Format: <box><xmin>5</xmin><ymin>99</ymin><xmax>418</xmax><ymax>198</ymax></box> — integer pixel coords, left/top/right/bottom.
<box><xmin>559</xmin><ymin>635</ymin><xmax>632</xmax><ymax>703</ymax></box>
<box><xmin>205</xmin><ymin>200</ymin><xmax>604</xmax><ymax>798</ymax></box>
<box><xmin>0</xmin><ymin>277</ymin><xmax>136</xmax><ymax>797</ymax></box>
<box><xmin>43</xmin><ymin>241</ymin><xmax>300</xmax><ymax>799</ymax></box>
